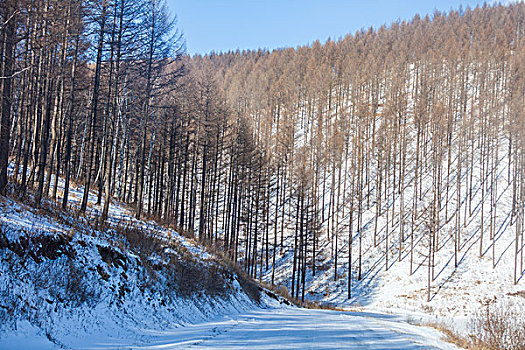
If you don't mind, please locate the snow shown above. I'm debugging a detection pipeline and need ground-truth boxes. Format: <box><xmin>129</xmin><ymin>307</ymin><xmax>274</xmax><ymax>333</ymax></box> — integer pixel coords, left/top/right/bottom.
<box><xmin>0</xmin><ymin>167</ymin><xmax>463</xmax><ymax>349</ymax></box>
<box><xmin>164</xmin><ymin>308</ymin><xmax>459</xmax><ymax>350</ymax></box>
<box><xmin>0</xmin><ymin>183</ymin><xmax>261</xmax><ymax>349</ymax></box>
<box><xmin>1</xmin><ymin>308</ymin><xmax>459</xmax><ymax>350</ymax></box>
<box><xmin>0</xmin><ymin>321</ymin><xmax>56</xmax><ymax>350</ymax></box>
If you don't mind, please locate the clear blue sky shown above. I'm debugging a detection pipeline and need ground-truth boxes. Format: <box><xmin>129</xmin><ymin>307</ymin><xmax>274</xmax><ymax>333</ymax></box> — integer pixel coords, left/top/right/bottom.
<box><xmin>167</xmin><ymin>0</ymin><xmax>494</xmax><ymax>55</ymax></box>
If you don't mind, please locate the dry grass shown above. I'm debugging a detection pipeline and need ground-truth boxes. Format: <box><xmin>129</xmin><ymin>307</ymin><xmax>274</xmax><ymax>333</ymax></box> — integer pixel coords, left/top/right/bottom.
<box><xmin>469</xmin><ymin>298</ymin><xmax>525</xmax><ymax>350</ymax></box>
<box><xmin>422</xmin><ymin>298</ymin><xmax>525</xmax><ymax>350</ymax></box>
<box><xmin>423</xmin><ymin>322</ymin><xmax>479</xmax><ymax>349</ymax></box>
<box><xmin>255</xmin><ymin>281</ymin><xmax>344</xmax><ymax>310</ymax></box>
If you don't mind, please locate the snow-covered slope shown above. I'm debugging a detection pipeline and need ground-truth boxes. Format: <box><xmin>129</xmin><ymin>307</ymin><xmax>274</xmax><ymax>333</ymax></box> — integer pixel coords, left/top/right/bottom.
<box><xmin>259</xmin><ymin>90</ymin><xmax>525</xmax><ymax>336</ymax></box>
<box><xmin>0</xmin><ymin>185</ymin><xmax>267</xmax><ymax>349</ymax></box>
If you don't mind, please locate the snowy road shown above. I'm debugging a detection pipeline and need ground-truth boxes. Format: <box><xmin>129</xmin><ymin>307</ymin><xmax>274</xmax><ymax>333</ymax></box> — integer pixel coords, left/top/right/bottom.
<box><xmin>87</xmin><ymin>308</ymin><xmax>459</xmax><ymax>350</ymax></box>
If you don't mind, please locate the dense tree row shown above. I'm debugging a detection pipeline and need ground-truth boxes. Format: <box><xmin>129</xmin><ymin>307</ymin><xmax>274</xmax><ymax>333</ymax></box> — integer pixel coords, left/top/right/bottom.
<box><xmin>2</xmin><ymin>1</ymin><xmax>525</xmax><ymax>301</ymax></box>
<box><xmin>0</xmin><ymin>0</ymin><xmax>184</xmax><ymax>215</ymax></box>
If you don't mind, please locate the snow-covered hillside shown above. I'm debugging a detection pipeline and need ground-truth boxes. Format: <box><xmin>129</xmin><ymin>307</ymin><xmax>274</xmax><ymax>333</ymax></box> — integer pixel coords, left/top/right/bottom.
<box><xmin>0</xmin><ymin>184</ymin><xmax>266</xmax><ymax>349</ymax></box>
<box><xmin>257</xmin><ymin>70</ymin><xmax>525</xmax><ymax>336</ymax></box>
<box><xmin>264</xmin><ymin>138</ymin><xmax>525</xmax><ymax>318</ymax></box>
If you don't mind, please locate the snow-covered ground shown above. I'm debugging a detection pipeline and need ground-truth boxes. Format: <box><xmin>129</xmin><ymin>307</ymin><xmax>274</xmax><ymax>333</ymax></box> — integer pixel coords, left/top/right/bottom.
<box><xmin>0</xmin><ymin>176</ymin><xmax>264</xmax><ymax>349</ymax></box>
<box><xmin>156</xmin><ymin>308</ymin><xmax>459</xmax><ymax>350</ymax></box>
<box><xmin>0</xmin><ymin>307</ymin><xmax>460</xmax><ymax>350</ymax></box>
<box><xmin>0</xmin><ymin>164</ymin><xmax>464</xmax><ymax>349</ymax></box>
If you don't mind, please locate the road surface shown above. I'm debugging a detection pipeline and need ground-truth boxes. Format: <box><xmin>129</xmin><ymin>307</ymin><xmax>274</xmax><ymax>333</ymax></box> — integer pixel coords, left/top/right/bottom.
<box><xmin>111</xmin><ymin>307</ymin><xmax>459</xmax><ymax>350</ymax></box>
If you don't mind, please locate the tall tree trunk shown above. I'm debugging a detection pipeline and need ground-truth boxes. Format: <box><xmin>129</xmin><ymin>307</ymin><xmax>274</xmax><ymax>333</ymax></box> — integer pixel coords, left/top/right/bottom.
<box><xmin>81</xmin><ymin>3</ymin><xmax>107</xmax><ymax>212</ymax></box>
<box><xmin>0</xmin><ymin>0</ymin><xmax>17</xmax><ymax>194</ymax></box>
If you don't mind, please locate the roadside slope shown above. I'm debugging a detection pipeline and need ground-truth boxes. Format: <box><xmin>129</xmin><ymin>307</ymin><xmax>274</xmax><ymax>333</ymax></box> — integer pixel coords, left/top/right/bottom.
<box><xmin>0</xmin><ymin>189</ymin><xmax>265</xmax><ymax>349</ymax></box>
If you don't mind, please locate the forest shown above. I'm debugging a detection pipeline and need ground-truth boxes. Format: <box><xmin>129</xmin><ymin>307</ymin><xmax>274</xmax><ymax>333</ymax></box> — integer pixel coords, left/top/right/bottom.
<box><xmin>1</xmin><ymin>0</ymin><xmax>525</xmax><ymax>305</ymax></box>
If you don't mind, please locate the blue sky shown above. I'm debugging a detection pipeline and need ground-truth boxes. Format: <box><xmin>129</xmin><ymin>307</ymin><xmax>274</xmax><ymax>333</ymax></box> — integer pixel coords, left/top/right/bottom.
<box><xmin>167</xmin><ymin>0</ymin><xmax>494</xmax><ymax>55</ymax></box>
